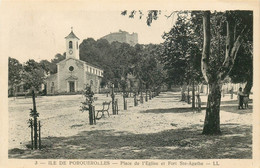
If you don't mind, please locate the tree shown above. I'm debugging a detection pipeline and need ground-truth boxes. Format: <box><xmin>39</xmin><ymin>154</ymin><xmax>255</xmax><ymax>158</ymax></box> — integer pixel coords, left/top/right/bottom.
<box><xmin>51</xmin><ymin>53</ymin><xmax>66</xmax><ymax>64</ymax></box>
<box><xmin>141</xmin><ymin>44</ymin><xmax>165</xmax><ymax>92</ymax></box>
<box><xmin>229</xmin><ymin>43</ymin><xmax>253</xmax><ymax>94</ymax></box>
<box><xmin>39</xmin><ymin>60</ymin><xmax>53</xmax><ymax>75</ymax></box>
<box><xmin>22</xmin><ymin>59</ymin><xmax>45</xmax><ymax>91</ymax></box>
<box><xmin>8</xmin><ymin>57</ymin><xmax>23</xmax><ymax>96</ymax></box>
<box><xmin>49</xmin><ymin>53</ymin><xmax>66</xmax><ymax>74</ymax></box>
<box><xmin>228</xmin><ymin>11</ymin><xmax>253</xmax><ymax>94</ymax></box>
<box><xmin>80</xmin><ymin>84</ymin><xmax>95</xmax><ymax>125</ymax></box>
<box><xmin>201</xmin><ymin>11</ymin><xmax>252</xmax><ymax>135</ymax></box>
<box><xmin>161</xmin><ymin>14</ymin><xmax>203</xmax><ymax>107</ymax></box>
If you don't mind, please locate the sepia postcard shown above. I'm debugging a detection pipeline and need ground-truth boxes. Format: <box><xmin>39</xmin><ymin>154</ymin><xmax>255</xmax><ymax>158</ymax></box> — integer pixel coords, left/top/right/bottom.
<box><xmin>0</xmin><ymin>0</ymin><xmax>259</xmax><ymax>168</ymax></box>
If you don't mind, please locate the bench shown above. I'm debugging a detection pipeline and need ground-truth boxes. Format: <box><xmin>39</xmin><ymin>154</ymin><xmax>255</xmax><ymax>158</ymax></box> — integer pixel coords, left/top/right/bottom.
<box><xmin>95</xmin><ymin>101</ymin><xmax>111</xmax><ymax>119</ymax></box>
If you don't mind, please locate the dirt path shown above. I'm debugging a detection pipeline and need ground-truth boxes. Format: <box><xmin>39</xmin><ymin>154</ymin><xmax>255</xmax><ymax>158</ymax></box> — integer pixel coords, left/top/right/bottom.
<box><xmin>8</xmin><ymin>92</ymin><xmax>252</xmax><ymax>159</ymax></box>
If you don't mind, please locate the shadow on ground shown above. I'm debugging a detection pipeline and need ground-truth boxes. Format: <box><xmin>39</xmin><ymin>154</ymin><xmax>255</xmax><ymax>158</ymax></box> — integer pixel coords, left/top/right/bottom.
<box><xmin>9</xmin><ymin>124</ymin><xmax>252</xmax><ymax>159</ymax></box>
<box><xmin>201</xmin><ymin>99</ymin><xmax>253</xmax><ymax>106</ymax></box>
<box><xmin>142</xmin><ymin>102</ymin><xmax>252</xmax><ymax>114</ymax></box>
<box><xmin>220</xmin><ymin>105</ymin><xmax>253</xmax><ymax>114</ymax></box>
<box><xmin>142</xmin><ymin>107</ymin><xmax>207</xmax><ymax>114</ymax></box>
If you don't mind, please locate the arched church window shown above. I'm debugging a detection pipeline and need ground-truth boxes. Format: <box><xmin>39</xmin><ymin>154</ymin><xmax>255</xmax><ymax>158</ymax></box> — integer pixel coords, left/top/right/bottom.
<box><xmin>69</xmin><ymin>41</ymin><xmax>73</xmax><ymax>49</ymax></box>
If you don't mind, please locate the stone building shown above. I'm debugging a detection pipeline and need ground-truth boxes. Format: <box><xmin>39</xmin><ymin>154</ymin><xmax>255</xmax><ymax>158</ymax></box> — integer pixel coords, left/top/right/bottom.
<box><xmin>46</xmin><ymin>29</ymin><xmax>103</xmax><ymax>95</ymax></box>
<box><xmin>101</xmin><ymin>30</ymin><xmax>138</xmax><ymax>46</ymax></box>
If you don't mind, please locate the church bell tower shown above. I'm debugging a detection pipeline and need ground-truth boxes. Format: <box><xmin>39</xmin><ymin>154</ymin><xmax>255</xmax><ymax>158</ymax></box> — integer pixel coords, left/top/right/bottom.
<box><xmin>65</xmin><ymin>27</ymin><xmax>80</xmax><ymax>59</ymax></box>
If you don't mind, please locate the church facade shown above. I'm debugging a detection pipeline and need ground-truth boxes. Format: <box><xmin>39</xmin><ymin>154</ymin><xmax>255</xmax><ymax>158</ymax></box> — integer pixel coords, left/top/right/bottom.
<box><xmin>46</xmin><ymin>29</ymin><xmax>104</xmax><ymax>95</ymax></box>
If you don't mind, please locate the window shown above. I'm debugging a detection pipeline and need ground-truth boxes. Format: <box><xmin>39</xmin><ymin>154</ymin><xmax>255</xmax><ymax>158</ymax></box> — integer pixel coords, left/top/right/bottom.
<box><xmin>90</xmin><ymin>68</ymin><xmax>92</xmax><ymax>73</ymax></box>
<box><xmin>96</xmin><ymin>70</ymin><xmax>97</xmax><ymax>74</ymax></box>
<box><xmin>69</xmin><ymin>41</ymin><xmax>73</xmax><ymax>49</ymax></box>
<box><xmin>69</xmin><ymin>66</ymin><xmax>74</xmax><ymax>71</ymax></box>
<box><xmin>51</xmin><ymin>82</ymin><xmax>54</xmax><ymax>87</ymax></box>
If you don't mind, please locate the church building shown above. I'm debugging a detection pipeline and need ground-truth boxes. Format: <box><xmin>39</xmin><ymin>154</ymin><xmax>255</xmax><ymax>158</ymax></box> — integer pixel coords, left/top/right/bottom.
<box><xmin>46</xmin><ymin>29</ymin><xmax>104</xmax><ymax>95</ymax></box>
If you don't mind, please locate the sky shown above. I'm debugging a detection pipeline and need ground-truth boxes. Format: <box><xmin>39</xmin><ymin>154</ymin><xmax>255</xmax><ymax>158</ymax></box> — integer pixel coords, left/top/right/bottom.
<box><xmin>0</xmin><ymin>1</ymin><xmax>176</xmax><ymax>63</ymax></box>
<box><xmin>1</xmin><ymin>0</ymin><xmax>257</xmax><ymax>64</ymax></box>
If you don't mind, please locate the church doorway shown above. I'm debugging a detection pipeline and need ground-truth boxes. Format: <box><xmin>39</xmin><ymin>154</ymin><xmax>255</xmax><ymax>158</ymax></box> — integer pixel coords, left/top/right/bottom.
<box><xmin>69</xmin><ymin>81</ymin><xmax>75</xmax><ymax>92</ymax></box>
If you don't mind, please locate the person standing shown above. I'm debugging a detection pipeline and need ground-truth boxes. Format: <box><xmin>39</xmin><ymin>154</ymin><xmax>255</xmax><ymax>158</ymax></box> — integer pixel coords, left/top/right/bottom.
<box><xmin>237</xmin><ymin>87</ymin><xmax>244</xmax><ymax>109</ymax></box>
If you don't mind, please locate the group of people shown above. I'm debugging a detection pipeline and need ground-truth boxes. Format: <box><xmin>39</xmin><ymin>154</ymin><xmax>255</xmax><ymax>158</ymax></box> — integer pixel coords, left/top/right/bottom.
<box><xmin>237</xmin><ymin>87</ymin><xmax>249</xmax><ymax>109</ymax></box>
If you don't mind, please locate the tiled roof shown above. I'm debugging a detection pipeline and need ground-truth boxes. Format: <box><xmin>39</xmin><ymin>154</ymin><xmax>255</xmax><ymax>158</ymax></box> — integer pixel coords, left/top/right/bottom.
<box><xmin>65</xmin><ymin>31</ymin><xmax>80</xmax><ymax>40</ymax></box>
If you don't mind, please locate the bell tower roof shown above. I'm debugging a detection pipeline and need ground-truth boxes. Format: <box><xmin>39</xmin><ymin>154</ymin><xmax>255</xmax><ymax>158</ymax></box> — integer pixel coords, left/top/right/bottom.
<box><xmin>65</xmin><ymin>27</ymin><xmax>80</xmax><ymax>40</ymax></box>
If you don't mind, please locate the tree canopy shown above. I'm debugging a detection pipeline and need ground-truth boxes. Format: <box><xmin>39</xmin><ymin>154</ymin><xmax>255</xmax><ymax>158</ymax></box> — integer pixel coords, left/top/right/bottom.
<box><xmin>79</xmin><ymin>38</ymin><xmax>165</xmax><ymax>91</ymax></box>
<box><xmin>8</xmin><ymin>57</ymin><xmax>23</xmax><ymax>87</ymax></box>
<box><xmin>161</xmin><ymin>14</ymin><xmax>203</xmax><ymax>86</ymax></box>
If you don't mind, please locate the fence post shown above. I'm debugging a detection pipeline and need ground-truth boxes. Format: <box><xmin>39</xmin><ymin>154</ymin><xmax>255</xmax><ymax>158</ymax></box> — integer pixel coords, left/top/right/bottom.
<box><xmin>89</xmin><ymin>105</ymin><xmax>94</xmax><ymax>125</ymax></box>
<box><xmin>145</xmin><ymin>90</ymin><xmax>148</xmax><ymax>102</ymax></box>
<box><xmin>39</xmin><ymin>121</ymin><xmax>41</xmax><ymax>149</ymax></box>
<box><xmin>29</xmin><ymin>119</ymin><xmax>33</xmax><ymax>150</ymax></box>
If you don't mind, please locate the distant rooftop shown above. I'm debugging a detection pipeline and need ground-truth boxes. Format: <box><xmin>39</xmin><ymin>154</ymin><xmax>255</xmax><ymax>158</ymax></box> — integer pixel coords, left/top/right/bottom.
<box><xmin>108</xmin><ymin>29</ymin><xmax>137</xmax><ymax>35</ymax></box>
<box><xmin>100</xmin><ymin>29</ymin><xmax>138</xmax><ymax>46</ymax></box>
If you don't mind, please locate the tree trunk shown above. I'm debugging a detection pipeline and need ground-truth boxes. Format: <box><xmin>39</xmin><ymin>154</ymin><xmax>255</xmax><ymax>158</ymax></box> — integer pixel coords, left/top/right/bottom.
<box><xmin>230</xmin><ymin>86</ymin><xmax>234</xmax><ymax>99</ymax></box>
<box><xmin>181</xmin><ymin>84</ymin><xmax>186</xmax><ymax>101</ymax></box>
<box><xmin>89</xmin><ymin>105</ymin><xmax>94</xmax><ymax>125</ymax></box>
<box><xmin>202</xmin><ymin>82</ymin><xmax>222</xmax><ymax>135</ymax></box>
<box><xmin>123</xmin><ymin>93</ymin><xmax>127</xmax><ymax>110</ymax></box>
<box><xmin>32</xmin><ymin>90</ymin><xmax>38</xmax><ymax>149</ymax></box>
<box><xmin>111</xmin><ymin>86</ymin><xmax>116</xmax><ymax>115</ymax></box>
<box><xmin>134</xmin><ymin>93</ymin><xmax>137</xmax><ymax>106</ymax></box>
<box><xmin>140</xmin><ymin>90</ymin><xmax>143</xmax><ymax>104</ymax></box>
<box><xmin>244</xmin><ymin>75</ymin><xmax>253</xmax><ymax>96</ymax></box>
<box><xmin>200</xmin><ymin>11</ymin><xmax>245</xmax><ymax>135</ymax></box>
<box><xmin>192</xmin><ymin>81</ymin><xmax>195</xmax><ymax>109</ymax></box>
<box><xmin>201</xmin><ymin>11</ymin><xmax>222</xmax><ymax>135</ymax></box>
<box><xmin>187</xmin><ymin>86</ymin><xmax>190</xmax><ymax>104</ymax></box>
<box><xmin>145</xmin><ymin>90</ymin><xmax>148</xmax><ymax>102</ymax></box>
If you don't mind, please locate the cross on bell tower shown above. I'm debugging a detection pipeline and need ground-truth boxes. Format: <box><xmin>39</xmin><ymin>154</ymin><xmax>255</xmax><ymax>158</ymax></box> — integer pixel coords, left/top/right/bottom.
<box><xmin>65</xmin><ymin>27</ymin><xmax>80</xmax><ymax>59</ymax></box>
